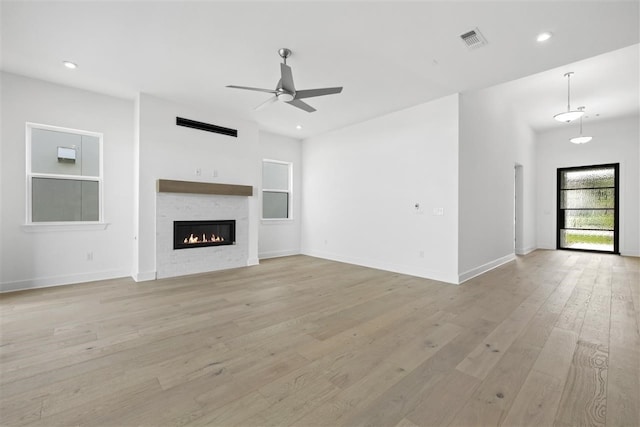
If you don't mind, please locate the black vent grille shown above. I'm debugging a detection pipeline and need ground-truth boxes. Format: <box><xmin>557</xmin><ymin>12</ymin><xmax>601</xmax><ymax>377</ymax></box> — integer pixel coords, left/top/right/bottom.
<box><xmin>176</xmin><ymin>117</ymin><xmax>237</xmax><ymax>138</ymax></box>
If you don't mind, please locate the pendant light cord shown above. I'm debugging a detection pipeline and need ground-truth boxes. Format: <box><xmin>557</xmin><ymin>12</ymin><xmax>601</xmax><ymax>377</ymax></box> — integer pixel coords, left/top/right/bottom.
<box><xmin>579</xmin><ymin>115</ymin><xmax>583</xmax><ymax>134</ymax></box>
<box><xmin>567</xmin><ymin>73</ymin><xmax>571</xmax><ymax>111</ymax></box>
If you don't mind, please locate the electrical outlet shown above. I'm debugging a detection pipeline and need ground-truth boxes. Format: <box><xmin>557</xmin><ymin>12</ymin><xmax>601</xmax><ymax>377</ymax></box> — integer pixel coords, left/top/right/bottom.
<box><xmin>86</xmin><ymin>252</ymin><xmax>93</xmax><ymax>261</ymax></box>
<box><xmin>213</xmin><ymin>169</ymin><xmax>218</xmax><ymax>178</ymax></box>
<box><xmin>195</xmin><ymin>168</ymin><xmax>202</xmax><ymax>176</ymax></box>
<box><xmin>419</xmin><ymin>250</ymin><xmax>424</xmax><ymax>258</ymax></box>
<box><xmin>433</xmin><ymin>207</ymin><xmax>444</xmax><ymax>216</ymax></box>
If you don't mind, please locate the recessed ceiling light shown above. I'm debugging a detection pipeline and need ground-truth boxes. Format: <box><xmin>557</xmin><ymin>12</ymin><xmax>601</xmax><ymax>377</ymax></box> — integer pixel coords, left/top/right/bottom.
<box><xmin>536</xmin><ymin>32</ymin><xmax>552</xmax><ymax>42</ymax></box>
<box><xmin>296</xmin><ymin>125</ymin><xmax>302</xmax><ymax>130</ymax></box>
<box><xmin>63</xmin><ymin>61</ymin><xmax>78</xmax><ymax>69</ymax></box>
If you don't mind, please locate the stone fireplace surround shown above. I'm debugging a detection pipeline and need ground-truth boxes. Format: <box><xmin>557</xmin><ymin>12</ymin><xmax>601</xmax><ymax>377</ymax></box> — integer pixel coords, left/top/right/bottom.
<box><xmin>155</xmin><ymin>180</ymin><xmax>253</xmax><ymax>279</ymax></box>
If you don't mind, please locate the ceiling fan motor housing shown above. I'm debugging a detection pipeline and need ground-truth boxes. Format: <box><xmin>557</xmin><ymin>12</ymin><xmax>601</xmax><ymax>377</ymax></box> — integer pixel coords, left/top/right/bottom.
<box><xmin>278</xmin><ymin>48</ymin><xmax>292</xmax><ymax>61</ymax></box>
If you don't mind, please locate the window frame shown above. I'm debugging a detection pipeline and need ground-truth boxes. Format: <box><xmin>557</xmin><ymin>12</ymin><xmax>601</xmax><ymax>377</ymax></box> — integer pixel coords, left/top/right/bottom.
<box><xmin>556</xmin><ymin>163</ymin><xmax>619</xmax><ymax>254</ymax></box>
<box><xmin>25</xmin><ymin>122</ymin><xmax>105</xmax><ymax>226</ymax></box>
<box><xmin>261</xmin><ymin>159</ymin><xmax>293</xmax><ymax>221</ymax></box>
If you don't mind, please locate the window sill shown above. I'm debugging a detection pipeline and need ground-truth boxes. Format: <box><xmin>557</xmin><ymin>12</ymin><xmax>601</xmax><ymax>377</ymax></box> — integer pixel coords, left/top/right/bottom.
<box><xmin>22</xmin><ymin>222</ymin><xmax>110</xmax><ymax>232</ymax></box>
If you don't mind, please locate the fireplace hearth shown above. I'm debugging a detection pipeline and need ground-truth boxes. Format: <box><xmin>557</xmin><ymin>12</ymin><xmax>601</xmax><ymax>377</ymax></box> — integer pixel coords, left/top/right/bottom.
<box><xmin>173</xmin><ymin>220</ymin><xmax>235</xmax><ymax>250</ymax></box>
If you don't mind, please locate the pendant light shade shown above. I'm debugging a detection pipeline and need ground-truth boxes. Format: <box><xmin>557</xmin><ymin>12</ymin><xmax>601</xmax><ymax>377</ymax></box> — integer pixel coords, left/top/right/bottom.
<box><xmin>570</xmin><ymin>107</ymin><xmax>592</xmax><ymax>144</ymax></box>
<box><xmin>554</xmin><ymin>72</ymin><xmax>584</xmax><ymax>123</ymax></box>
<box><xmin>570</xmin><ymin>136</ymin><xmax>592</xmax><ymax>144</ymax></box>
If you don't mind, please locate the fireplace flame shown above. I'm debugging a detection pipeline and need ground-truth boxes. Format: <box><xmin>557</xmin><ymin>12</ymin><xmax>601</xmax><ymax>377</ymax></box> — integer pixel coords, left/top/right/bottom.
<box><xmin>183</xmin><ymin>233</ymin><xmax>225</xmax><ymax>245</ymax></box>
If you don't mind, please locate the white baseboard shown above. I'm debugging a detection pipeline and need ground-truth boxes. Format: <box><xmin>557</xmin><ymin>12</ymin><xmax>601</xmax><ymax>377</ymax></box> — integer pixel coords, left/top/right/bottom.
<box><xmin>132</xmin><ymin>271</ymin><xmax>156</xmax><ymax>282</ymax></box>
<box><xmin>1</xmin><ymin>269</ymin><xmax>131</xmax><ymax>293</ymax></box>
<box><xmin>519</xmin><ymin>246</ymin><xmax>638</xmax><ymax>257</ymax></box>
<box><xmin>536</xmin><ymin>242</ymin><xmax>555</xmax><ymax>250</ymax></box>
<box><xmin>621</xmin><ymin>250</ymin><xmax>640</xmax><ymax>257</ymax></box>
<box><xmin>247</xmin><ymin>257</ymin><xmax>260</xmax><ymax>266</ymax></box>
<box><xmin>258</xmin><ymin>249</ymin><xmax>301</xmax><ymax>260</ymax></box>
<box><xmin>515</xmin><ymin>246</ymin><xmax>537</xmax><ymax>256</ymax></box>
<box><xmin>458</xmin><ymin>253</ymin><xmax>516</xmax><ymax>284</ymax></box>
<box><xmin>301</xmin><ymin>249</ymin><xmax>458</xmax><ymax>285</ymax></box>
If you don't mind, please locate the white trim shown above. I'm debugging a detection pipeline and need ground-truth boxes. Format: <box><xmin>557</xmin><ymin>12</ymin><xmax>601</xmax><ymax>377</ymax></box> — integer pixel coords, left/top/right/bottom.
<box><xmin>458</xmin><ymin>253</ymin><xmax>516</xmax><ymax>284</ymax></box>
<box><xmin>621</xmin><ymin>250</ymin><xmax>640</xmax><ymax>257</ymax></box>
<box><xmin>0</xmin><ymin>269</ymin><xmax>130</xmax><ymax>293</ymax></box>
<box><xmin>25</xmin><ymin>122</ymin><xmax>103</xmax><ymax>138</ymax></box>
<box><xmin>301</xmin><ymin>249</ymin><xmax>459</xmax><ymax>285</ymax></box>
<box><xmin>515</xmin><ymin>246</ymin><xmax>537</xmax><ymax>255</ymax></box>
<box><xmin>25</xmin><ymin>122</ymin><xmax>104</xmax><ymax>224</ymax></box>
<box><xmin>21</xmin><ymin>222</ymin><xmax>110</xmax><ymax>232</ymax></box>
<box><xmin>259</xmin><ymin>249</ymin><xmax>301</xmax><ymax>260</ymax></box>
<box><xmin>30</xmin><ymin>173</ymin><xmax>100</xmax><ymax>181</ymax></box>
<box><xmin>247</xmin><ymin>257</ymin><xmax>260</xmax><ymax>266</ymax></box>
<box><xmin>261</xmin><ymin>159</ymin><xmax>293</xmax><ymax>220</ymax></box>
<box><xmin>132</xmin><ymin>271</ymin><xmax>157</xmax><ymax>282</ymax></box>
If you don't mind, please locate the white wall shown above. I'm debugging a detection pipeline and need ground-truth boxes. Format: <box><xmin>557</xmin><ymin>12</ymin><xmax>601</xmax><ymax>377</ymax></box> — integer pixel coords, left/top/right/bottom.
<box><xmin>301</xmin><ymin>95</ymin><xmax>459</xmax><ymax>284</ymax></box>
<box><xmin>536</xmin><ymin>115</ymin><xmax>640</xmax><ymax>256</ymax></box>
<box><xmin>514</xmin><ymin>115</ymin><xmax>537</xmax><ymax>255</ymax></box>
<box><xmin>258</xmin><ymin>131</ymin><xmax>302</xmax><ymax>259</ymax></box>
<box><xmin>458</xmin><ymin>85</ymin><xmax>537</xmax><ymax>282</ymax></box>
<box><xmin>134</xmin><ymin>94</ymin><xmax>260</xmax><ymax>280</ymax></box>
<box><xmin>0</xmin><ymin>72</ymin><xmax>135</xmax><ymax>291</ymax></box>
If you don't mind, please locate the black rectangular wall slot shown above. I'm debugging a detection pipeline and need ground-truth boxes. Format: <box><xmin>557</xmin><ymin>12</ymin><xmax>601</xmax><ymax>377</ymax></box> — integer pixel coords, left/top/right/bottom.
<box><xmin>176</xmin><ymin>117</ymin><xmax>238</xmax><ymax>138</ymax></box>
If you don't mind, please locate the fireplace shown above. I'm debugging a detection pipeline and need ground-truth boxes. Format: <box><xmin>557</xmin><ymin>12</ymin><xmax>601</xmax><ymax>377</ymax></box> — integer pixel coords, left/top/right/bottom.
<box><xmin>173</xmin><ymin>220</ymin><xmax>236</xmax><ymax>250</ymax></box>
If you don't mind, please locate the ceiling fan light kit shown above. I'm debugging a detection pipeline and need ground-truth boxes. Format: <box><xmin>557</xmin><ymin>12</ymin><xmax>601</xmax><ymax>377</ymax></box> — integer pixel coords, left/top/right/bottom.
<box><xmin>277</xmin><ymin>92</ymin><xmax>295</xmax><ymax>102</ymax></box>
<box><xmin>226</xmin><ymin>48</ymin><xmax>343</xmax><ymax>113</ymax></box>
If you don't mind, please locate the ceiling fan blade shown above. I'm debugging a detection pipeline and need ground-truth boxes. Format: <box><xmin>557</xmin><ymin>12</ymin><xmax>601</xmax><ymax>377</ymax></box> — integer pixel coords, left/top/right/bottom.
<box><xmin>279</xmin><ymin>63</ymin><xmax>296</xmax><ymax>92</ymax></box>
<box><xmin>254</xmin><ymin>96</ymin><xmax>278</xmax><ymax>111</ymax></box>
<box><xmin>294</xmin><ymin>87</ymin><xmax>343</xmax><ymax>99</ymax></box>
<box><xmin>286</xmin><ymin>99</ymin><xmax>316</xmax><ymax>113</ymax></box>
<box><xmin>226</xmin><ymin>85</ymin><xmax>277</xmax><ymax>94</ymax></box>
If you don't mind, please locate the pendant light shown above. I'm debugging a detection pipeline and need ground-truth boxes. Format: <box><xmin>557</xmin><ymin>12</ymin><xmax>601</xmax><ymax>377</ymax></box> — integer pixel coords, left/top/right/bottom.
<box><xmin>570</xmin><ymin>107</ymin><xmax>592</xmax><ymax>144</ymax></box>
<box><xmin>554</xmin><ymin>72</ymin><xmax>584</xmax><ymax>123</ymax></box>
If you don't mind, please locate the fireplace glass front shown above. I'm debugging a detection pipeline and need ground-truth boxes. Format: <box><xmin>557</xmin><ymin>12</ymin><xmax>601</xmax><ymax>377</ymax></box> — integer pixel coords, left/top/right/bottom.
<box><xmin>173</xmin><ymin>220</ymin><xmax>235</xmax><ymax>250</ymax></box>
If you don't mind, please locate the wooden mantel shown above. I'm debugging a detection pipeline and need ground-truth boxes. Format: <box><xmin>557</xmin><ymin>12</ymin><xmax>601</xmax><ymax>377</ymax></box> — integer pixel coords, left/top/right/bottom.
<box><xmin>157</xmin><ymin>179</ymin><xmax>253</xmax><ymax>196</ymax></box>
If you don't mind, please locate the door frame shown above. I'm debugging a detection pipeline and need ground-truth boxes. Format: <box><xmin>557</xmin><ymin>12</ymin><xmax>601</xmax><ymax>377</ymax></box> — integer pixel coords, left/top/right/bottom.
<box><xmin>556</xmin><ymin>163</ymin><xmax>620</xmax><ymax>254</ymax></box>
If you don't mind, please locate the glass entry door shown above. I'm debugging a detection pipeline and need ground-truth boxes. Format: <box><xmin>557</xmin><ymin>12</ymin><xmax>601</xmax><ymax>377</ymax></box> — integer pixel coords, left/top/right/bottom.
<box><xmin>557</xmin><ymin>164</ymin><xmax>619</xmax><ymax>254</ymax></box>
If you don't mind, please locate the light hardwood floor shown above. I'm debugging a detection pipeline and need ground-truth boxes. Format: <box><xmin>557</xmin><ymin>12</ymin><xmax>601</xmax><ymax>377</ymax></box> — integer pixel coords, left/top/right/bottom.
<box><xmin>1</xmin><ymin>250</ymin><xmax>638</xmax><ymax>426</ymax></box>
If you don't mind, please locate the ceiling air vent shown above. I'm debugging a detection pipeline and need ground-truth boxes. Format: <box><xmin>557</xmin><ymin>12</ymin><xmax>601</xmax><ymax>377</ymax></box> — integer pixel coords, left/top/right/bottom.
<box><xmin>460</xmin><ymin>28</ymin><xmax>487</xmax><ymax>50</ymax></box>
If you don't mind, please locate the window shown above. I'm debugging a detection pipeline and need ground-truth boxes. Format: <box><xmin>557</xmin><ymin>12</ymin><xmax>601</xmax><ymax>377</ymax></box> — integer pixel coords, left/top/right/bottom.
<box><xmin>262</xmin><ymin>159</ymin><xmax>292</xmax><ymax>220</ymax></box>
<box><xmin>557</xmin><ymin>163</ymin><xmax>619</xmax><ymax>254</ymax></box>
<box><xmin>26</xmin><ymin>123</ymin><xmax>103</xmax><ymax>223</ymax></box>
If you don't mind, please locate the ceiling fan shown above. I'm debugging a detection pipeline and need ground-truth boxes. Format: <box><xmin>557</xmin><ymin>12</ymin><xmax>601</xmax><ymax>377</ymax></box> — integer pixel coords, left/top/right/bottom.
<box><xmin>226</xmin><ymin>48</ymin><xmax>343</xmax><ymax>113</ymax></box>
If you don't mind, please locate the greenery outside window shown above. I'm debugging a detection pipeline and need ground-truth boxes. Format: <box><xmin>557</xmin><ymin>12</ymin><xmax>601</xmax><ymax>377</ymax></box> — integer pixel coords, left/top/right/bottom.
<box><xmin>557</xmin><ymin>163</ymin><xmax>619</xmax><ymax>254</ymax></box>
<box><xmin>262</xmin><ymin>159</ymin><xmax>292</xmax><ymax>220</ymax></box>
<box><xmin>26</xmin><ymin>123</ymin><xmax>103</xmax><ymax>224</ymax></box>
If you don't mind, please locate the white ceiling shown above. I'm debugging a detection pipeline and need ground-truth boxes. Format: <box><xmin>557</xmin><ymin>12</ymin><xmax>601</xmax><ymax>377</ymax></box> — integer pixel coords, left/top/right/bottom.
<box><xmin>1</xmin><ymin>1</ymin><xmax>638</xmax><ymax>139</ymax></box>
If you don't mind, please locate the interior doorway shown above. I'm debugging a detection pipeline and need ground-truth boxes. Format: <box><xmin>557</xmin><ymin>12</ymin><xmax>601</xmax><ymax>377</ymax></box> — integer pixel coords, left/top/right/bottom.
<box><xmin>514</xmin><ymin>164</ymin><xmax>524</xmax><ymax>254</ymax></box>
<box><xmin>557</xmin><ymin>163</ymin><xmax>619</xmax><ymax>254</ymax></box>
